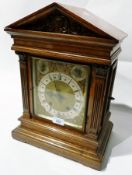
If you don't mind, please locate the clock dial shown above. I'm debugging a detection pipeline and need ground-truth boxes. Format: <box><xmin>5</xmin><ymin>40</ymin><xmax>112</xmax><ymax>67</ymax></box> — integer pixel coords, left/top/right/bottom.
<box><xmin>38</xmin><ymin>72</ymin><xmax>83</xmax><ymax>119</ymax></box>
<box><xmin>32</xmin><ymin>57</ymin><xmax>90</xmax><ymax>131</ymax></box>
<box><xmin>71</xmin><ymin>65</ymin><xmax>87</xmax><ymax>81</ymax></box>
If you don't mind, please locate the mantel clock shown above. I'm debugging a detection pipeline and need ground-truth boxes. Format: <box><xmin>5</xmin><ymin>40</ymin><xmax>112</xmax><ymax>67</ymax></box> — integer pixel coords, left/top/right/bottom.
<box><xmin>5</xmin><ymin>3</ymin><xmax>127</xmax><ymax>170</ymax></box>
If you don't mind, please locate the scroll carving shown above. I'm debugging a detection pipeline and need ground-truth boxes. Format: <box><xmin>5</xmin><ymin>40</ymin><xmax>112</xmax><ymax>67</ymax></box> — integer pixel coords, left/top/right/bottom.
<box><xmin>95</xmin><ymin>65</ymin><xmax>109</xmax><ymax>76</ymax></box>
<box><xmin>19</xmin><ymin>10</ymin><xmax>102</xmax><ymax>37</ymax></box>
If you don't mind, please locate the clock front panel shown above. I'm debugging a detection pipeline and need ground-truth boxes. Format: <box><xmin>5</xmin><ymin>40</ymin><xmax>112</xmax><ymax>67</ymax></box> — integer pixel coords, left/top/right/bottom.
<box><xmin>32</xmin><ymin>57</ymin><xmax>91</xmax><ymax>131</ymax></box>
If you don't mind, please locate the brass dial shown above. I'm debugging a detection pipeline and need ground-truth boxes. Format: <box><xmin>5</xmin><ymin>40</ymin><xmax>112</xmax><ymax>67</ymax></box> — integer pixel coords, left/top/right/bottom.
<box><xmin>32</xmin><ymin>57</ymin><xmax>90</xmax><ymax>131</ymax></box>
<box><xmin>38</xmin><ymin>72</ymin><xmax>83</xmax><ymax>119</ymax></box>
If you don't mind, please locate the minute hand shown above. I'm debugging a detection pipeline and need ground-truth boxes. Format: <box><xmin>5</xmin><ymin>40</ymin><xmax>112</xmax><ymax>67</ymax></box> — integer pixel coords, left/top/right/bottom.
<box><xmin>54</xmin><ymin>81</ymin><xmax>66</xmax><ymax>102</ymax></box>
<box><xmin>54</xmin><ymin>81</ymin><xmax>60</xmax><ymax>91</ymax></box>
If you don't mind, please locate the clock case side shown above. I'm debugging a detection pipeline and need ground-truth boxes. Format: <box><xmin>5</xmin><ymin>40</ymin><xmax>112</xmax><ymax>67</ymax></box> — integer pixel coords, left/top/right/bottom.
<box><xmin>86</xmin><ymin>61</ymin><xmax>118</xmax><ymax>139</ymax></box>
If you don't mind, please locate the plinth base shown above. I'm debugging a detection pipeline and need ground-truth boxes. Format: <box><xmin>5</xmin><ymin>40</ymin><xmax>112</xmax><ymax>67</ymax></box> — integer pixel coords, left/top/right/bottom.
<box><xmin>12</xmin><ymin>118</ymin><xmax>113</xmax><ymax>170</ymax></box>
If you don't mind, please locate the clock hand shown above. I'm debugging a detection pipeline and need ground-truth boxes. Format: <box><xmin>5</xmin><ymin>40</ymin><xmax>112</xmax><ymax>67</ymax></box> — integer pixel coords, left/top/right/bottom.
<box><xmin>53</xmin><ymin>81</ymin><xmax>66</xmax><ymax>103</ymax></box>
<box><xmin>54</xmin><ymin>81</ymin><xmax>60</xmax><ymax>92</ymax></box>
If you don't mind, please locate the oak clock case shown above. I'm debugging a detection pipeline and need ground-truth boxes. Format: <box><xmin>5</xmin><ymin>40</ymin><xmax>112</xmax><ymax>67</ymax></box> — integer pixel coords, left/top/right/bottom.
<box><xmin>4</xmin><ymin>2</ymin><xmax>127</xmax><ymax>171</ymax></box>
<box><xmin>32</xmin><ymin>57</ymin><xmax>90</xmax><ymax>131</ymax></box>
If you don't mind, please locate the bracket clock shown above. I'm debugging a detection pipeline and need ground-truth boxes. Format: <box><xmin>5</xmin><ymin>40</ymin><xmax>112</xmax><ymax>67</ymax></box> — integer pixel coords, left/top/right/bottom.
<box><xmin>5</xmin><ymin>3</ymin><xmax>127</xmax><ymax>170</ymax></box>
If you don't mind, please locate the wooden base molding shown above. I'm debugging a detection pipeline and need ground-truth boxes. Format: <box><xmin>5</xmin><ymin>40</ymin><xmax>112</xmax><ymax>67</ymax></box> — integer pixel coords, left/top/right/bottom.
<box><xmin>12</xmin><ymin>119</ymin><xmax>113</xmax><ymax>170</ymax></box>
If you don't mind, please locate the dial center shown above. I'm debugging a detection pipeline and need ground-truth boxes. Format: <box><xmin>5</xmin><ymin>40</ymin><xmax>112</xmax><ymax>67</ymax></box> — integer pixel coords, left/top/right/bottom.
<box><xmin>45</xmin><ymin>80</ymin><xmax>75</xmax><ymax>112</ymax></box>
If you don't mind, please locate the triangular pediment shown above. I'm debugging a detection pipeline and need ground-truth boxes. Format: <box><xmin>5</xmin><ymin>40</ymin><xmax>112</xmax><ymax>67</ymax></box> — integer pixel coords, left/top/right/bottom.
<box><xmin>13</xmin><ymin>8</ymin><xmax>106</xmax><ymax>39</ymax></box>
<box><xmin>5</xmin><ymin>3</ymin><xmax>127</xmax><ymax>41</ymax></box>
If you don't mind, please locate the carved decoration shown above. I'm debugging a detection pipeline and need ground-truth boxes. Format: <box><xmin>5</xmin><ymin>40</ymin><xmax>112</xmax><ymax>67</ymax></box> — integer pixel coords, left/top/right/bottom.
<box><xmin>86</xmin><ymin>65</ymin><xmax>109</xmax><ymax>138</ymax></box>
<box><xmin>89</xmin><ymin>78</ymin><xmax>105</xmax><ymax>135</ymax></box>
<box><xmin>18</xmin><ymin>10</ymin><xmax>103</xmax><ymax>37</ymax></box>
<box><xmin>94</xmin><ymin>64</ymin><xmax>109</xmax><ymax>76</ymax></box>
